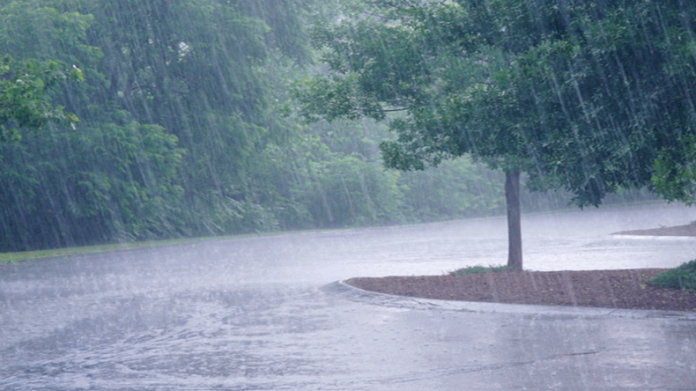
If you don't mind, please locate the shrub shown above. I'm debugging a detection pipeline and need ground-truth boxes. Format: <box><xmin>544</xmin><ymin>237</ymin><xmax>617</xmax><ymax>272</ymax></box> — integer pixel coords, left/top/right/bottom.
<box><xmin>650</xmin><ymin>260</ymin><xmax>696</xmax><ymax>292</ymax></box>
<box><xmin>449</xmin><ymin>264</ymin><xmax>512</xmax><ymax>275</ymax></box>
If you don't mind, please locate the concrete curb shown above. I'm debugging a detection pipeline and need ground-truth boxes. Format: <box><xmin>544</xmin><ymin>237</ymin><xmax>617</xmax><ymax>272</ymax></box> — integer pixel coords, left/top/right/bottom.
<box><xmin>323</xmin><ymin>280</ymin><xmax>696</xmax><ymax>321</ymax></box>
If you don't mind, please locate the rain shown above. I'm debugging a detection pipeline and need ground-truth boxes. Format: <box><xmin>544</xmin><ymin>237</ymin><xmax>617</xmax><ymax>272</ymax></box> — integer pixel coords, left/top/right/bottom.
<box><xmin>1</xmin><ymin>1</ymin><xmax>696</xmax><ymax>389</ymax></box>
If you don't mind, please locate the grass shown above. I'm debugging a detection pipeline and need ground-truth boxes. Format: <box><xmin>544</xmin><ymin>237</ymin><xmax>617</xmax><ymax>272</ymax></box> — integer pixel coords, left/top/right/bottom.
<box><xmin>0</xmin><ymin>238</ymin><xmax>200</xmax><ymax>265</ymax></box>
<box><xmin>0</xmin><ymin>232</ymin><xmax>281</xmax><ymax>265</ymax></box>
<box><xmin>448</xmin><ymin>264</ymin><xmax>512</xmax><ymax>275</ymax></box>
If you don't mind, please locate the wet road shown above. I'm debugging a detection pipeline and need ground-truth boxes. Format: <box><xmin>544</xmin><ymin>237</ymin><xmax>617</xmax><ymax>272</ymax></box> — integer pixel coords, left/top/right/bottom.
<box><xmin>1</xmin><ymin>203</ymin><xmax>696</xmax><ymax>390</ymax></box>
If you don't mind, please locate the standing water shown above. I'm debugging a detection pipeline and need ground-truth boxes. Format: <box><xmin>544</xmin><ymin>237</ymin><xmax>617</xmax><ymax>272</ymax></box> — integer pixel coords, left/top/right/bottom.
<box><xmin>1</xmin><ymin>203</ymin><xmax>695</xmax><ymax>390</ymax></box>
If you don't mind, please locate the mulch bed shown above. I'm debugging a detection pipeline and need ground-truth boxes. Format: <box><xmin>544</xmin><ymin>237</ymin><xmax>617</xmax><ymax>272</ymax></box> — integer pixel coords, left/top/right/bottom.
<box><xmin>347</xmin><ymin>222</ymin><xmax>696</xmax><ymax>312</ymax></box>
<box><xmin>614</xmin><ymin>224</ymin><xmax>696</xmax><ymax>237</ymax></box>
<box><xmin>347</xmin><ymin>269</ymin><xmax>696</xmax><ymax>312</ymax></box>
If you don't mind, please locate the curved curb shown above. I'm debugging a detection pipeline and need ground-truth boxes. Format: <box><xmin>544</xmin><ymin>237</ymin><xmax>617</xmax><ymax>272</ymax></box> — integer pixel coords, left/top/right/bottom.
<box><xmin>322</xmin><ymin>280</ymin><xmax>696</xmax><ymax>321</ymax></box>
<box><xmin>611</xmin><ymin>234</ymin><xmax>696</xmax><ymax>241</ymax></box>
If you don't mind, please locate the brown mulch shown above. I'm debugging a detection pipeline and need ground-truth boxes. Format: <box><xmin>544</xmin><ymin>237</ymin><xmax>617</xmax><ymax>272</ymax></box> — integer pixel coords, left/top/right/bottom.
<box><xmin>614</xmin><ymin>224</ymin><xmax>696</xmax><ymax>237</ymax></box>
<box><xmin>348</xmin><ymin>269</ymin><xmax>696</xmax><ymax>312</ymax></box>
<box><xmin>346</xmin><ymin>225</ymin><xmax>696</xmax><ymax>312</ymax></box>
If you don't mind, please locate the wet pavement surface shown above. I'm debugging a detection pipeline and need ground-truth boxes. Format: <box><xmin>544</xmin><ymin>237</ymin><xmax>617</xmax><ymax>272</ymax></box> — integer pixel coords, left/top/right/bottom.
<box><xmin>1</xmin><ymin>203</ymin><xmax>696</xmax><ymax>390</ymax></box>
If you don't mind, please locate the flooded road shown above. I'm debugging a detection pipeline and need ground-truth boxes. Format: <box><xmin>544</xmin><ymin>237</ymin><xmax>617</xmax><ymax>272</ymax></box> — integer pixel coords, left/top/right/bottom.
<box><xmin>1</xmin><ymin>203</ymin><xmax>696</xmax><ymax>390</ymax></box>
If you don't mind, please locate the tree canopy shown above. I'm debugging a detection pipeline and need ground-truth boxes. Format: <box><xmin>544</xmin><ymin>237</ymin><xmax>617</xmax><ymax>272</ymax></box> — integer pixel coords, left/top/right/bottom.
<box><xmin>0</xmin><ymin>0</ymin><xmax>313</xmax><ymax>249</ymax></box>
<box><xmin>2</xmin><ymin>0</ymin><xmax>683</xmax><ymax>254</ymax></box>
<box><xmin>298</xmin><ymin>0</ymin><xmax>696</xmax><ymax>202</ymax></box>
<box><xmin>0</xmin><ymin>55</ymin><xmax>81</xmax><ymax>141</ymax></box>
<box><xmin>294</xmin><ymin>0</ymin><xmax>696</xmax><ymax>269</ymax></box>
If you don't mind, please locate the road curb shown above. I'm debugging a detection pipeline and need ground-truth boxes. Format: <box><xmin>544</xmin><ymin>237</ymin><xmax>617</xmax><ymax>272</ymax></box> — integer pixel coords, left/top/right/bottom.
<box><xmin>323</xmin><ymin>280</ymin><xmax>696</xmax><ymax>321</ymax></box>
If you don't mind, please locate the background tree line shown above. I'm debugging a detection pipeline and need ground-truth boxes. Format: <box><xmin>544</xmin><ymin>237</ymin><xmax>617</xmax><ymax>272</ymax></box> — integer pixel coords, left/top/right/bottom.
<box><xmin>1</xmin><ymin>0</ymin><xmax>660</xmax><ymax>253</ymax></box>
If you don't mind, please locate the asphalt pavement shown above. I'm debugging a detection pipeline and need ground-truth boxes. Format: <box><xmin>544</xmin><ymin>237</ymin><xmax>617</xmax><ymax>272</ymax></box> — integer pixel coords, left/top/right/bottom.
<box><xmin>1</xmin><ymin>202</ymin><xmax>695</xmax><ymax>390</ymax></box>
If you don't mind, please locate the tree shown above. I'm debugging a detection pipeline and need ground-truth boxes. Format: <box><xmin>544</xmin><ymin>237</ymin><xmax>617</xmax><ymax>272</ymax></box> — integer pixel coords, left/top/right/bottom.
<box><xmin>0</xmin><ymin>0</ymin><xmax>96</xmax><ymax>140</ymax></box>
<box><xmin>295</xmin><ymin>0</ymin><xmax>696</xmax><ymax>270</ymax></box>
<box><xmin>294</xmin><ymin>0</ymin><xmax>536</xmax><ymax>269</ymax></box>
<box><xmin>0</xmin><ymin>55</ymin><xmax>81</xmax><ymax>141</ymax></box>
<box><xmin>0</xmin><ymin>0</ymin><xmax>332</xmax><ymax>251</ymax></box>
<box><xmin>505</xmin><ymin>1</ymin><xmax>696</xmax><ymax>207</ymax></box>
<box><xmin>0</xmin><ymin>0</ymin><xmax>186</xmax><ymax>251</ymax></box>
<box><xmin>420</xmin><ymin>0</ymin><xmax>696</xmax><ymax>209</ymax></box>
<box><xmin>62</xmin><ymin>0</ymin><xmax>319</xmax><ymax>235</ymax></box>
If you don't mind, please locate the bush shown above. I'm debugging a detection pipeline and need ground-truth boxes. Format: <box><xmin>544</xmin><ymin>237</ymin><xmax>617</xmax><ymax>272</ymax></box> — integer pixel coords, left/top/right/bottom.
<box><xmin>449</xmin><ymin>264</ymin><xmax>512</xmax><ymax>275</ymax></box>
<box><xmin>650</xmin><ymin>260</ymin><xmax>696</xmax><ymax>292</ymax></box>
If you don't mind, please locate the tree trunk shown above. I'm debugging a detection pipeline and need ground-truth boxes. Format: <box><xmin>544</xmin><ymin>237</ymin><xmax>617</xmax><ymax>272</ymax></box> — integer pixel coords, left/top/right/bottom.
<box><xmin>505</xmin><ymin>170</ymin><xmax>523</xmax><ymax>271</ymax></box>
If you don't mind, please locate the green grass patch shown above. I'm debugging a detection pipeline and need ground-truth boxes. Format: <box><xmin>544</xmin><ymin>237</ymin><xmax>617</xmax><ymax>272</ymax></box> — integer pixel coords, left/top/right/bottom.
<box><xmin>649</xmin><ymin>260</ymin><xmax>696</xmax><ymax>292</ymax></box>
<box><xmin>0</xmin><ymin>239</ymin><xmax>197</xmax><ymax>265</ymax></box>
<box><xmin>449</xmin><ymin>264</ymin><xmax>512</xmax><ymax>275</ymax></box>
<box><xmin>0</xmin><ymin>234</ymin><xmax>274</xmax><ymax>265</ymax></box>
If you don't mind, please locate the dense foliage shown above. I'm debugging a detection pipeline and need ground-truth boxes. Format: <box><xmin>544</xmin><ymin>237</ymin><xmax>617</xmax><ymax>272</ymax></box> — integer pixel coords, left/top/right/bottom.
<box><xmin>650</xmin><ymin>260</ymin><xmax>696</xmax><ymax>292</ymax></box>
<box><xmin>0</xmin><ymin>55</ymin><xmax>81</xmax><ymax>141</ymax></box>
<box><xmin>1</xmin><ymin>0</ymin><xmax>676</xmax><ymax>253</ymax></box>
<box><xmin>0</xmin><ymin>0</ymin><xmax>524</xmax><ymax>252</ymax></box>
<box><xmin>298</xmin><ymin>0</ymin><xmax>696</xmax><ymax>204</ymax></box>
<box><xmin>293</xmin><ymin>0</ymin><xmax>696</xmax><ymax>269</ymax></box>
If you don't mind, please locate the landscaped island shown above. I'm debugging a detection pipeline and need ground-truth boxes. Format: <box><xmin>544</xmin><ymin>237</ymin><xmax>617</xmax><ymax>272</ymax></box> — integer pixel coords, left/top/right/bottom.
<box><xmin>347</xmin><ymin>226</ymin><xmax>696</xmax><ymax>312</ymax></box>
